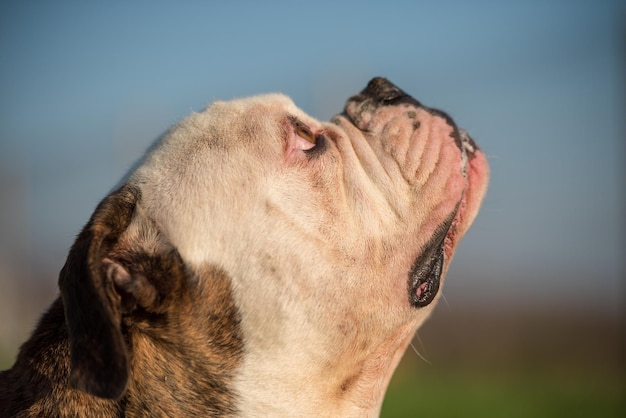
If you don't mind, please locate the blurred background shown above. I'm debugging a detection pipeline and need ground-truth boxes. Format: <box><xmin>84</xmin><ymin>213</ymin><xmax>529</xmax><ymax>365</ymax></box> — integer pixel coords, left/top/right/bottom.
<box><xmin>0</xmin><ymin>0</ymin><xmax>624</xmax><ymax>416</ymax></box>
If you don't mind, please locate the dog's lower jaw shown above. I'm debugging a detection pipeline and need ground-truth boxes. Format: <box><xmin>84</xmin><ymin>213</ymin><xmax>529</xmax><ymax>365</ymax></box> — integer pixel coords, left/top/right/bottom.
<box><xmin>233</xmin><ymin>321</ymin><xmax>418</xmax><ymax>417</ymax></box>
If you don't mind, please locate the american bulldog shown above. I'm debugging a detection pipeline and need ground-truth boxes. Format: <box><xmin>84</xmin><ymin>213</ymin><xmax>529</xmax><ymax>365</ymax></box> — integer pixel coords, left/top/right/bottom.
<box><xmin>0</xmin><ymin>77</ymin><xmax>489</xmax><ymax>417</ymax></box>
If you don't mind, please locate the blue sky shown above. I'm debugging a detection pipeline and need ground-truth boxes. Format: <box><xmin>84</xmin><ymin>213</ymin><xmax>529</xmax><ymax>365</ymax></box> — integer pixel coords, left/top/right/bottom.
<box><xmin>0</xmin><ymin>0</ymin><xmax>624</xmax><ymax>315</ymax></box>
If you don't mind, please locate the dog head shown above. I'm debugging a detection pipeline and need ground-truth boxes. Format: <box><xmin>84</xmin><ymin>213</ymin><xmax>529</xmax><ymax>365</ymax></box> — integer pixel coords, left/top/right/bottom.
<box><xmin>58</xmin><ymin>77</ymin><xmax>488</xmax><ymax>412</ymax></box>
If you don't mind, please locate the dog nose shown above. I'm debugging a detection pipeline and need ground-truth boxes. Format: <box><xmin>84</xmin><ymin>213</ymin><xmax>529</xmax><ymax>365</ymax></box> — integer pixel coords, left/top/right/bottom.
<box><xmin>343</xmin><ymin>77</ymin><xmax>424</xmax><ymax>131</ymax></box>
<box><xmin>345</xmin><ymin>78</ymin><xmax>471</xmax><ymax>155</ymax></box>
<box><xmin>357</xmin><ymin>77</ymin><xmax>422</xmax><ymax>108</ymax></box>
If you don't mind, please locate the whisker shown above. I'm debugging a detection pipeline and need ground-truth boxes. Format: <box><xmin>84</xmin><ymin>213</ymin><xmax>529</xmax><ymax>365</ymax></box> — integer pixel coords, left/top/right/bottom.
<box><xmin>440</xmin><ymin>292</ymin><xmax>450</xmax><ymax>308</ymax></box>
<box><xmin>409</xmin><ymin>342</ymin><xmax>431</xmax><ymax>365</ymax></box>
<box><xmin>410</xmin><ymin>333</ymin><xmax>431</xmax><ymax>365</ymax></box>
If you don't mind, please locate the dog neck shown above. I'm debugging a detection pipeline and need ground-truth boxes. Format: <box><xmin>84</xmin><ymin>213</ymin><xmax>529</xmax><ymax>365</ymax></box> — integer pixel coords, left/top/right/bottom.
<box><xmin>232</xmin><ymin>320</ymin><xmax>417</xmax><ymax>417</ymax></box>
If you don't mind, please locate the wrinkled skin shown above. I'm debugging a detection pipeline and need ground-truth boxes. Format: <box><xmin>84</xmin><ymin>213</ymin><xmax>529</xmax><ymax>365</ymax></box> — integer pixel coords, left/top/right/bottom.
<box><xmin>0</xmin><ymin>78</ymin><xmax>488</xmax><ymax>417</ymax></box>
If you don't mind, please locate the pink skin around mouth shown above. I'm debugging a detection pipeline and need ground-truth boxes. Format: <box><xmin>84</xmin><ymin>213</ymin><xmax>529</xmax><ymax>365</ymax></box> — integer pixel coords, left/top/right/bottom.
<box><xmin>415</xmin><ymin>281</ymin><xmax>429</xmax><ymax>299</ymax></box>
<box><xmin>443</xmin><ymin>147</ymin><xmax>489</xmax><ymax>258</ymax></box>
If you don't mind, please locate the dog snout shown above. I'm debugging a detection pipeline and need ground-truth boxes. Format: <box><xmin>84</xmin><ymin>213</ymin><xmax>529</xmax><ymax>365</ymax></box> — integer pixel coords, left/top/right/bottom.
<box><xmin>343</xmin><ymin>77</ymin><xmax>424</xmax><ymax>131</ymax></box>
<box><xmin>345</xmin><ymin>78</ymin><xmax>480</xmax><ymax>158</ymax></box>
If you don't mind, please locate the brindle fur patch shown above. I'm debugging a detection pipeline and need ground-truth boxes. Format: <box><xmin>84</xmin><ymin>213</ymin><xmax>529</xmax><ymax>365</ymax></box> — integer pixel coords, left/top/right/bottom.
<box><xmin>0</xmin><ymin>186</ymin><xmax>243</xmax><ymax>417</ymax></box>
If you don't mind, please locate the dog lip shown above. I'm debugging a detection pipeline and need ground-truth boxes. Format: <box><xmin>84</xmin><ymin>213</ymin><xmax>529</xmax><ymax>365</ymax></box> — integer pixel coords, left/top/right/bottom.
<box><xmin>408</xmin><ymin>207</ymin><xmax>457</xmax><ymax>308</ymax></box>
<box><xmin>408</xmin><ymin>243</ymin><xmax>444</xmax><ymax>308</ymax></box>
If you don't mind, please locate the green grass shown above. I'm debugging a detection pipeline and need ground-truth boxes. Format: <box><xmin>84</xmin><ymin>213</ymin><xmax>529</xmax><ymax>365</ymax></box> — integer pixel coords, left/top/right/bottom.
<box><xmin>4</xmin><ymin>337</ymin><xmax>624</xmax><ymax>418</ymax></box>
<box><xmin>381</xmin><ymin>367</ymin><xmax>625</xmax><ymax>418</ymax></box>
<box><xmin>0</xmin><ymin>350</ymin><xmax>16</xmax><ymax>371</ymax></box>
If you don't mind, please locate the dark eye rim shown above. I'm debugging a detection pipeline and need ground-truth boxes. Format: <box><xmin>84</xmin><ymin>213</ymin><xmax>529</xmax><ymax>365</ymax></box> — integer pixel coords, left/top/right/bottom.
<box><xmin>288</xmin><ymin>116</ymin><xmax>328</xmax><ymax>159</ymax></box>
<box><xmin>304</xmin><ymin>133</ymin><xmax>328</xmax><ymax>159</ymax></box>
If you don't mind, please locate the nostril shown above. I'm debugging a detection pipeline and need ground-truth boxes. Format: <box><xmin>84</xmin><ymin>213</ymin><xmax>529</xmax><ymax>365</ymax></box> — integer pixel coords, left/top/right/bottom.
<box><xmin>362</xmin><ymin>77</ymin><xmax>404</xmax><ymax>101</ymax></box>
<box><xmin>344</xmin><ymin>78</ymin><xmax>425</xmax><ymax>130</ymax></box>
<box><xmin>359</xmin><ymin>77</ymin><xmax>422</xmax><ymax>108</ymax></box>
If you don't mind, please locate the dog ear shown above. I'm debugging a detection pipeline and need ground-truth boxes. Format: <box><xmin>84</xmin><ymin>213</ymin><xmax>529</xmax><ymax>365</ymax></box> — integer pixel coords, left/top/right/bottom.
<box><xmin>58</xmin><ymin>184</ymin><xmax>142</xmax><ymax>400</ymax></box>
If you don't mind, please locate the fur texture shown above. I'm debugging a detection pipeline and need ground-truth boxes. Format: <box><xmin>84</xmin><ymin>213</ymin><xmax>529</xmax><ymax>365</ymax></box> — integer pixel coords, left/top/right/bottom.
<box><xmin>0</xmin><ymin>78</ymin><xmax>488</xmax><ymax>417</ymax></box>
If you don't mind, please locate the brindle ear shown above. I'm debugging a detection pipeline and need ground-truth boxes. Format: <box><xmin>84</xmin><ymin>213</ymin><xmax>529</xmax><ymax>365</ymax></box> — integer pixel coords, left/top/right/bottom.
<box><xmin>59</xmin><ymin>184</ymin><xmax>141</xmax><ymax>400</ymax></box>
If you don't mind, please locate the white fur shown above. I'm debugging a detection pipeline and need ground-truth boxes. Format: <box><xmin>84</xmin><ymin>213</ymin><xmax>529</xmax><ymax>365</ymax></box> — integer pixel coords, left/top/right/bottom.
<box><xmin>122</xmin><ymin>93</ymin><xmax>488</xmax><ymax>416</ymax></box>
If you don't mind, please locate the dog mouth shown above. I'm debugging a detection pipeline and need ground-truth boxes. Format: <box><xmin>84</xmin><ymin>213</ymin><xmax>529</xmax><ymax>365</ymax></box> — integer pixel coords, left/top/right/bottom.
<box><xmin>342</xmin><ymin>77</ymin><xmax>486</xmax><ymax>308</ymax></box>
<box><xmin>407</xmin><ymin>206</ymin><xmax>458</xmax><ymax>307</ymax></box>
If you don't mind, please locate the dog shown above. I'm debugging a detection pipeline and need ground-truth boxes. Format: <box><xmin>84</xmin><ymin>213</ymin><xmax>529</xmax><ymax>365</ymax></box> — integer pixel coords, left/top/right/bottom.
<box><xmin>0</xmin><ymin>77</ymin><xmax>489</xmax><ymax>417</ymax></box>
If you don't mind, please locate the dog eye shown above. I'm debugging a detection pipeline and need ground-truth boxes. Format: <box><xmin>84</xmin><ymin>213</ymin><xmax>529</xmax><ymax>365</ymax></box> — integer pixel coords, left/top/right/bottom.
<box><xmin>289</xmin><ymin>117</ymin><xmax>328</xmax><ymax>158</ymax></box>
<box><xmin>304</xmin><ymin>133</ymin><xmax>328</xmax><ymax>158</ymax></box>
<box><xmin>295</xmin><ymin>124</ymin><xmax>317</xmax><ymax>145</ymax></box>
